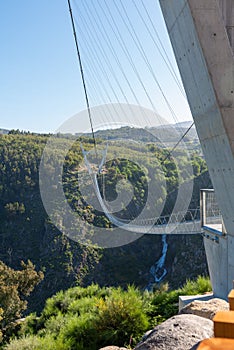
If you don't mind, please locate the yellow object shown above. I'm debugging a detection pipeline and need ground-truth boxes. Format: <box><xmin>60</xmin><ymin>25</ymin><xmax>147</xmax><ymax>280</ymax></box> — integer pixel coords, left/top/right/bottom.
<box><xmin>197</xmin><ymin>337</ymin><xmax>234</xmax><ymax>349</ymax></box>
<box><xmin>228</xmin><ymin>290</ymin><xmax>234</xmax><ymax>311</ymax></box>
<box><xmin>213</xmin><ymin>311</ymin><xmax>234</xmax><ymax>338</ymax></box>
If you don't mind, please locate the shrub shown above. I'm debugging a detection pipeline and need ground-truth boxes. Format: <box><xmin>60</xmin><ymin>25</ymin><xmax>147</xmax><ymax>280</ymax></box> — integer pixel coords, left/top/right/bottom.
<box><xmin>18</xmin><ymin>313</ymin><xmax>41</xmax><ymax>336</ymax></box>
<box><xmin>4</xmin><ymin>335</ymin><xmax>42</xmax><ymax>350</ymax></box>
<box><xmin>41</xmin><ymin>284</ymin><xmax>109</xmax><ymax>321</ymax></box>
<box><xmin>43</xmin><ymin>313</ymin><xmax>67</xmax><ymax>336</ymax></box>
<box><xmin>6</xmin><ymin>277</ymin><xmax>211</xmax><ymax>349</ymax></box>
<box><xmin>41</xmin><ymin>290</ymin><xmax>70</xmax><ymax>319</ymax></box>
<box><xmin>149</xmin><ymin>276</ymin><xmax>212</xmax><ymax>324</ymax></box>
<box><xmin>58</xmin><ymin>314</ymin><xmax>98</xmax><ymax>350</ymax></box>
<box><xmin>179</xmin><ymin>275</ymin><xmax>211</xmax><ymax>295</ymax></box>
<box><xmin>67</xmin><ymin>296</ymin><xmax>99</xmax><ymax>315</ymax></box>
<box><xmin>95</xmin><ymin>286</ymin><xmax>149</xmax><ymax>347</ymax></box>
<box><xmin>5</xmin><ymin>335</ymin><xmax>67</xmax><ymax>350</ymax></box>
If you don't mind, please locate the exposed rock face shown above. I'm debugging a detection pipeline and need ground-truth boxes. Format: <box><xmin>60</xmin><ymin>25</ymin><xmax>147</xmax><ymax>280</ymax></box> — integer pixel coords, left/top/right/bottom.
<box><xmin>99</xmin><ymin>347</ymin><xmax>127</xmax><ymax>350</ymax></box>
<box><xmin>167</xmin><ymin>235</ymin><xmax>208</xmax><ymax>290</ymax></box>
<box><xmin>134</xmin><ymin>314</ymin><xmax>213</xmax><ymax>350</ymax></box>
<box><xmin>179</xmin><ymin>298</ymin><xmax>229</xmax><ymax>320</ymax></box>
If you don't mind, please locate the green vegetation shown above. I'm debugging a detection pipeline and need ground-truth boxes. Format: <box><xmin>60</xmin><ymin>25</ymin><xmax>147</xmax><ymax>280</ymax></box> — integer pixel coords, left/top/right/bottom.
<box><xmin>3</xmin><ymin>276</ymin><xmax>211</xmax><ymax>349</ymax></box>
<box><xmin>0</xmin><ymin>260</ymin><xmax>43</xmax><ymax>343</ymax></box>
<box><xmin>149</xmin><ymin>275</ymin><xmax>212</xmax><ymax>324</ymax></box>
<box><xmin>0</xmin><ymin>130</ymin><xmax>210</xmax><ymax>314</ymax></box>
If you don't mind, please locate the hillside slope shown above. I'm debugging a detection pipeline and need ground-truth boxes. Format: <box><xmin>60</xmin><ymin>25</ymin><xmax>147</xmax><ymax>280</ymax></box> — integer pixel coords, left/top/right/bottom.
<box><xmin>0</xmin><ymin>131</ymin><xmax>211</xmax><ymax>313</ymax></box>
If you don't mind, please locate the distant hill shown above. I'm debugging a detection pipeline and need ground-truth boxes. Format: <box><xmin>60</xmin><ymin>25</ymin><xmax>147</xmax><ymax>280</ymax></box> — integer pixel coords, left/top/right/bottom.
<box><xmin>77</xmin><ymin>122</ymin><xmax>198</xmax><ymax>147</ymax></box>
<box><xmin>0</xmin><ymin>128</ymin><xmax>9</xmax><ymax>134</ymax></box>
<box><xmin>175</xmin><ymin>121</ymin><xmax>194</xmax><ymax>129</ymax></box>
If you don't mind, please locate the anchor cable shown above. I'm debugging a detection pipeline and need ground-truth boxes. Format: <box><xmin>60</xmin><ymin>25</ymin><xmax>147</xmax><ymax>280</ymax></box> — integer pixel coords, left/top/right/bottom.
<box><xmin>67</xmin><ymin>0</ymin><xmax>97</xmax><ymax>154</ymax></box>
<box><xmin>161</xmin><ymin>122</ymin><xmax>195</xmax><ymax>164</ymax></box>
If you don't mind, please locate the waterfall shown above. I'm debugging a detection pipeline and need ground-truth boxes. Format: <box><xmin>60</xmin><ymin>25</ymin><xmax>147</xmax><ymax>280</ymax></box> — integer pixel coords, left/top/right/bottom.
<box><xmin>146</xmin><ymin>234</ymin><xmax>168</xmax><ymax>290</ymax></box>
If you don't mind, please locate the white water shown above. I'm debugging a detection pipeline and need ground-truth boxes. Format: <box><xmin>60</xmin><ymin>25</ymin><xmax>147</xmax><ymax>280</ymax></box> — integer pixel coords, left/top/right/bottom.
<box><xmin>146</xmin><ymin>234</ymin><xmax>168</xmax><ymax>290</ymax></box>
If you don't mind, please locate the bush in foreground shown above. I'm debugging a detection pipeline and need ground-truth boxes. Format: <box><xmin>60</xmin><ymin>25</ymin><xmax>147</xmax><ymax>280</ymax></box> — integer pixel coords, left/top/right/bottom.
<box><xmin>5</xmin><ymin>276</ymin><xmax>211</xmax><ymax>349</ymax></box>
<box><xmin>149</xmin><ymin>275</ymin><xmax>212</xmax><ymax>324</ymax></box>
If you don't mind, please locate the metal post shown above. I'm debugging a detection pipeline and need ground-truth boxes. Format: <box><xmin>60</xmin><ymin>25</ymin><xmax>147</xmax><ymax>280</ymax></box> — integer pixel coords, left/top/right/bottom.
<box><xmin>200</xmin><ymin>190</ymin><xmax>206</xmax><ymax>227</ymax></box>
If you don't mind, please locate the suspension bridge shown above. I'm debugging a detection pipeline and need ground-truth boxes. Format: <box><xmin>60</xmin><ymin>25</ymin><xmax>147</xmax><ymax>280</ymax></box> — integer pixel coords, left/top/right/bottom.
<box><xmin>65</xmin><ymin>0</ymin><xmax>234</xmax><ymax>299</ymax></box>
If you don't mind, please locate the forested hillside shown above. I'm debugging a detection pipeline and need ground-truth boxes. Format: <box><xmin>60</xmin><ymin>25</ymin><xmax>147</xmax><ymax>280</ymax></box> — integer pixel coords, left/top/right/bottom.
<box><xmin>0</xmin><ymin>130</ymin><xmax>211</xmax><ymax>314</ymax></box>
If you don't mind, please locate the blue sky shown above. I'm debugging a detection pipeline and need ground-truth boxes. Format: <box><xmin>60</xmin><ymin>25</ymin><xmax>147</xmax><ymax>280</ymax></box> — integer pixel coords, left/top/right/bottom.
<box><xmin>0</xmin><ymin>1</ymin><xmax>192</xmax><ymax>133</ymax></box>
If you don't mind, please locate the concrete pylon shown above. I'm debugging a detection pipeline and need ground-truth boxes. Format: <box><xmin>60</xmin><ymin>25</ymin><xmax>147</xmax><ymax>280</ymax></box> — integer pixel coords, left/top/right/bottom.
<box><xmin>159</xmin><ymin>0</ymin><xmax>234</xmax><ymax>299</ymax></box>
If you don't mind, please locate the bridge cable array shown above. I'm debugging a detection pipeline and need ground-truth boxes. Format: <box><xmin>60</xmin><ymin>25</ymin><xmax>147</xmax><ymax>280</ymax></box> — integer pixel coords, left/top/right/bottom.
<box><xmin>67</xmin><ymin>0</ymin><xmax>198</xmax><ymax>228</ymax></box>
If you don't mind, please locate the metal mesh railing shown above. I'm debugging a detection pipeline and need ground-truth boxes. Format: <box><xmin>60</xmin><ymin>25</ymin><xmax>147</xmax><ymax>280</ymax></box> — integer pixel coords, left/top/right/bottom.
<box><xmin>200</xmin><ymin>189</ymin><xmax>225</xmax><ymax>234</ymax></box>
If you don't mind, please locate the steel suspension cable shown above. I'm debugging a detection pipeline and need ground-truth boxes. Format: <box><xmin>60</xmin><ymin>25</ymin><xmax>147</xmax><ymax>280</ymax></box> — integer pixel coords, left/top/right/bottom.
<box><xmin>77</xmin><ymin>0</ymin><xmax>192</xmax><ymax>201</ymax></box>
<box><xmin>67</xmin><ymin>0</ymin><xmax>97</xmax><ymax>154</ymax></box>
<box><xmin>80</xmin><ymin>0</ymin><xmax>153</xmax><ymax>128</ymax></box>
<box><xmin>70</xmin><ymin>0</ymin><xmax>195</xmax><ymax>221</ymax></box>
<box><xmin>131</xmin><ymin>0</ymin><xmax>186</xmax><ymax>98</ymax></box>
<box><xmin>72</xmin><ymin>5</ymin><xmax>132</xmax><ymax>123</ymax></box>
<box><xmin>161</xmin><ymin>122</ymin><xmax>195</xmax><ymax>164</ymax></box>
<box><xmin>139</xmin><ymin>0</ymin><xmax>185</xmax><ymax>95</ymax></box>
<box><xmin>114</xmin><ymin>0</ymin><xmax>180</xmax><ymax>127</ymax></box>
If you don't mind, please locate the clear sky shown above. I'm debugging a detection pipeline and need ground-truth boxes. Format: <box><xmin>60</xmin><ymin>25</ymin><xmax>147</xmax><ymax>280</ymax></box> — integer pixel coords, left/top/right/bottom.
<box><xmin>0</xmin><ymin>0</ymin><xmax>192</xmax><ymax>133</ymax></box>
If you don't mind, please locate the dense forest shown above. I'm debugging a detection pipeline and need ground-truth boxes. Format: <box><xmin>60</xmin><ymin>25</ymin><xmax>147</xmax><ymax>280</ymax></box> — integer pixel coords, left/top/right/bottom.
<box><xmin>0</xmin><ymin>128</ymin><xmax>212</xmax><ymax>346</ymax></box>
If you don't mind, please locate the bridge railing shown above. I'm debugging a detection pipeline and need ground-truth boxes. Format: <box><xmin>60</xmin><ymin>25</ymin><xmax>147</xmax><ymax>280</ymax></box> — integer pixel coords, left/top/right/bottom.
<box><xmin>132</xmin><ymin>208</ymin><xmax>200</xmax><ymax>227</ymax></box>
<box><xmin>200</xmin><ymin>189</ymin><xmax>226</xmax><ymax>235</ymax></box>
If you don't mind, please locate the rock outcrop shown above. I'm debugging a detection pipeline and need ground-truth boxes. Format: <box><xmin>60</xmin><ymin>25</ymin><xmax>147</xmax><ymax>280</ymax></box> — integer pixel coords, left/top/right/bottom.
<box><xmin>99</xmin><ymin>347</ymin><xmax>127</xmax><ymax>350</ymax></box>
<box><xmin>179</xmin><ymin>298</ymin><xmax>229</xmax><ymax>320</ymax></box>
<box><xmin>134</xmin><ymin>314</ymin><xmax>213</xmax><ymax>350</ymax></box>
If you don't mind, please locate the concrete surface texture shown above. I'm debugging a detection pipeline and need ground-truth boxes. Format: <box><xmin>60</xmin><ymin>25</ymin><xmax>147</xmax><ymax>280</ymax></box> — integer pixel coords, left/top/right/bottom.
<box><xmin>179</xmin><ymin>297</ymin><xmax>229</xmax><ymax>319</ymax></box>
<box><xmin>159</xmin><ymin>0</ymin><xmax>234</xmax><ymax>299</ymax></box>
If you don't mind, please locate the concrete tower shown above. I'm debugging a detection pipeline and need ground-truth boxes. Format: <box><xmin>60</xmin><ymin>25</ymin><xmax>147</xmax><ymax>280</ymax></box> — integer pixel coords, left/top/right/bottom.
<box><xmin>159</xmin><ymin>0</ymin><xmax>234</xmax><ymax>299</ymax></box>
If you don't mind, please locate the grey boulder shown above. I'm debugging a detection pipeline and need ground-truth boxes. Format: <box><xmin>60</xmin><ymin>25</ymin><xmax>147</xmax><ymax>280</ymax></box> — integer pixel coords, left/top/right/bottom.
<box><xmin>134</xmin><ymin>314</ymin><xmax>213</xmax><ymax>350</ymax></box>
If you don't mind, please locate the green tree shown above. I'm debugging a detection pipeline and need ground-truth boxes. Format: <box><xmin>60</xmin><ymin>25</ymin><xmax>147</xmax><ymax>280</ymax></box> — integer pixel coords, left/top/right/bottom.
<box><xmin>4</xmin><ymin>202</ymin><xmax>25</xmax><ymax>215</ymax></box>
<box><xmin>0</xmin><ymin>260</ymin><xmax>44</xmax><ymax>339</ymax></box>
